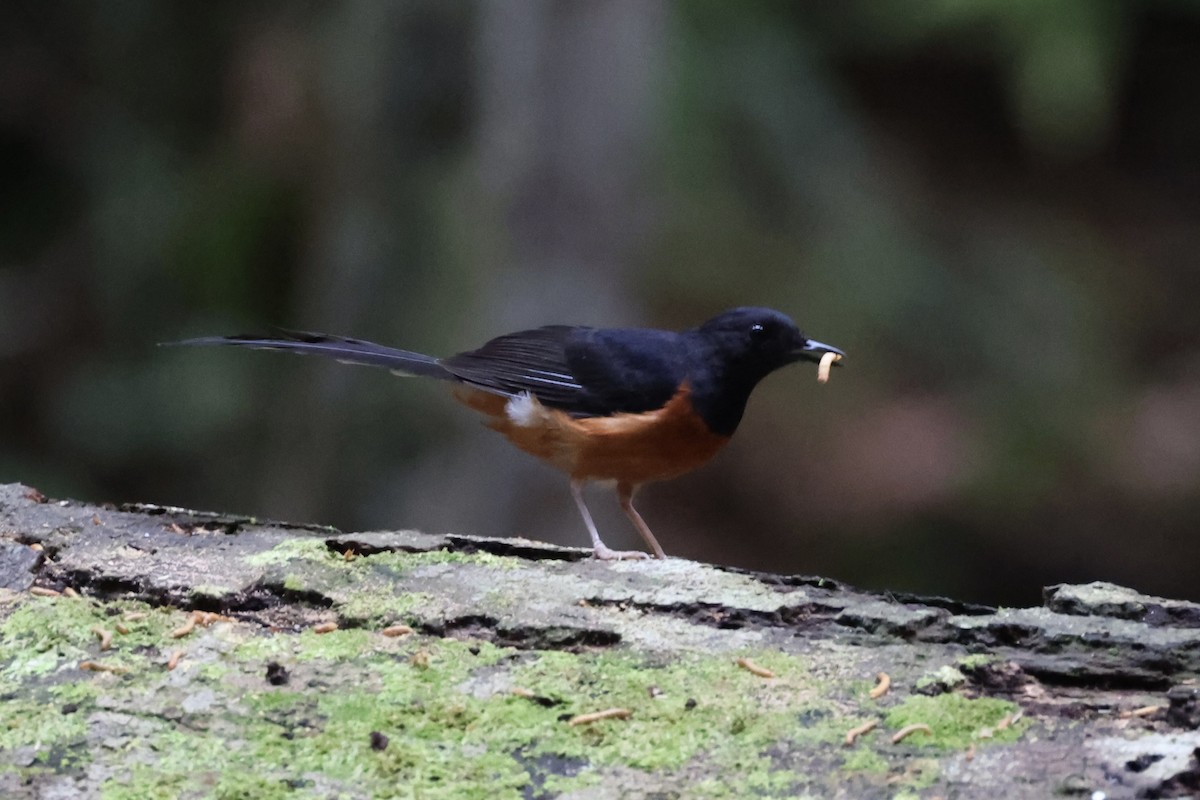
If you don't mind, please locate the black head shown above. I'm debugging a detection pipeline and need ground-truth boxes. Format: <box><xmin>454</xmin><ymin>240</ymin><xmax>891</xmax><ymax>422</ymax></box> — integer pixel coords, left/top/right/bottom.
<box><xmin>694</xmin><ymin>307</ymin><xmax>842</xmax><ymax>376</ymax></box>
<box><xmin>686</xmin><ymin>307</ymin><xmax>844</xmax><ymax>435</ymax></box>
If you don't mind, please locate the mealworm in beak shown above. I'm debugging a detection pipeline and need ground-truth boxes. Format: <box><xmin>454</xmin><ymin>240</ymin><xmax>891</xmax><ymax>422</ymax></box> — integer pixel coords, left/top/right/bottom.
<box><xmin>817</xmin><ymin>352</ymin><xmax>841</xmax><ymax>383</ymax></box>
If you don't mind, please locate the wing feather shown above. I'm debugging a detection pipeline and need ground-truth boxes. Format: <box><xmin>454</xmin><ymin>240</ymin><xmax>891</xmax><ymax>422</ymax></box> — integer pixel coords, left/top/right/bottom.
<box><xmin>442</xmin><ymin>325</ymin><xmax>687</xmax><ymax>417</ymax></box>
<box><xmin>442</xmin><ymin>326</ymin><xmax>587</xmax><ymax>408</ymax></box>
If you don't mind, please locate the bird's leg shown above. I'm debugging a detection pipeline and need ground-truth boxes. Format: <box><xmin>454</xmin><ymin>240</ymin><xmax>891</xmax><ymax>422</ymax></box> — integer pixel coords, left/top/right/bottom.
<box><xmin>616</xmin><ymin>482</ymin><xmax>667</xmax><ymax>560</ymax></box>
<box><xmin>570</xmin><ymin>480</ymin><xmax>649</xmax><ymax>561</ymax></box>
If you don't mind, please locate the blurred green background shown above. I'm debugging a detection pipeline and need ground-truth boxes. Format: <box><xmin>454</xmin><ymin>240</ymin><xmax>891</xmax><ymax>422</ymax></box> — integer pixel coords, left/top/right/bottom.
<box><xmin>3</xmin><ymin>1</ymin><xmax>1199</xmax><ymax>605</ymax></box>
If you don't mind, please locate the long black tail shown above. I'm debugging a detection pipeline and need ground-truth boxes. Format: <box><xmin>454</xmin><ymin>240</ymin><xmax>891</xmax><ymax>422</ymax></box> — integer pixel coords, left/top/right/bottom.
<box><xmin>166</xmin><ymin>330</ymin><xmax>454</xmax><ymax>380</ymax></box>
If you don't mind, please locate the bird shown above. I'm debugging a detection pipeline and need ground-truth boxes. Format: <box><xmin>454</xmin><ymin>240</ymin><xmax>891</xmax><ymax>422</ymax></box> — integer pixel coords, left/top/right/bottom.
<box><xmin>172</xmin><ymin>307</ymin><xmax>844</xmax><ymax>560</ymax></box>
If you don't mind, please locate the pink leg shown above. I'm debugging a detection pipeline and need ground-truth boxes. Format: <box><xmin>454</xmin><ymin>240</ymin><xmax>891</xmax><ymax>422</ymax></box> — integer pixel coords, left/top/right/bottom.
<box><xmin>570</xmin><ymin>480</ymin><xmax>649</xmax><ymax>560</ymax></box>
<box><xmin>617</xmin><ymin>482</ymin><xmax>666</xmax><ymax>560</ymax></box>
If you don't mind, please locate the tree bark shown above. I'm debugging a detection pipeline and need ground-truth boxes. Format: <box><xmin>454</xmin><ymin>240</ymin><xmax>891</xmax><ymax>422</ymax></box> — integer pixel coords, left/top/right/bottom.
<box><xmin>1</xmin><ymin>482</ymin><xmax>1197</xmax><ymax>799</ymax></box>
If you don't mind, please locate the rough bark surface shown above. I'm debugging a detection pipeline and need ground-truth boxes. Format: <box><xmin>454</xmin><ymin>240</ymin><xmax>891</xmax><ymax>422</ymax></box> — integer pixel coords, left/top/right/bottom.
<box><xmin>1</xmin><ymin>482</ymin><xmax>1198</xmax><ymax>799</ymax></box>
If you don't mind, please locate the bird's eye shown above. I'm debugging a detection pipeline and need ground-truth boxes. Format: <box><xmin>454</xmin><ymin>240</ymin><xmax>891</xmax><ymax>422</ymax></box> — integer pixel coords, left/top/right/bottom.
<box><xmin>749</xmin><ymin>323</ymin><xmax>767</xmax><ymax>339</ymax></box>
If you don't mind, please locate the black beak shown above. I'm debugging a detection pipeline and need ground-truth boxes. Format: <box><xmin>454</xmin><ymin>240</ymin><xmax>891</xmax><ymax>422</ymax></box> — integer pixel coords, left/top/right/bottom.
<box><xmin>793</xmin><ymin>338</ymin><xmax>845</xmax><ymax>365</ymax></box>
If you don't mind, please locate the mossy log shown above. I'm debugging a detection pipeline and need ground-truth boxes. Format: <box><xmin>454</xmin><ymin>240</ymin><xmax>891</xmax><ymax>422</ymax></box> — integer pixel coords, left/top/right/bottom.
<box><xmin>1</xmin><ymin>482</ymin><xmax>1198</xmax><ymax>799</ymax></box>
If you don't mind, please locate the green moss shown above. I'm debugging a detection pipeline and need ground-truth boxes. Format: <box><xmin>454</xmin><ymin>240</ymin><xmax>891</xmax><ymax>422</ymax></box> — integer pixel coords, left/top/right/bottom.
<box><xmin>204</xmin><ymin>637</ymin><xmax>532</xmax><ymax>798</ymax></box>
<box><xmin>231</xmin><ymin>626</ymin><xmax>377</xmax><ymax>663</ymax></box>
<box><xmin>914</xmin><ymin>664</ymin><xmax>967</xmax><ymax>693</ymax></box>
<box><xmin>355</xmin><ymin>548</ymin><xmax>526</xmax><ymax>572</ymax></box>
<box><xmin>2</xmin><ymin>647</ymin><xmax>63</xmax><ymax>683</ymax></box>
<box><xmin>243</xmin><ymin>537</ymin><xmax>334</xmax><ymax>566</ymax></box>
<box><xmin>3</xmin><ymin>588</ymin><xmax>958</xmax><ymax>797</ymax></box>
<box><xmin>336</xmin><ymin>589</ymin><xmax>435</xmax><ymax>625</ymax></box>
<box><xmin>280</xmin><ymin>627</ymin><xmax>373</xmax><ymax>661</ymax></box>
<box><xmin>842</xmin><ymin>747</ymin><xmax>888</xmax><ymax>774</ymax></box>
<box><xmin>213</xmin><ymin>772</ymin><xmax>295</xmax><ymax>800</ymax></box>
<box><xmin>693</xmin><ymin>770</ymin><xmax>813</xmax><ymax>800</ymax></box>
<box><xmin>101</xmin><ymin>769</ymin><xmax>190</xmax><ymax>800</ymax></box>
<box><xmin>956</xmin><ymin>653</ymin><xmax>994</xmax><ymax>670</ymax></box>
<box><xmin>280</xmin><ymin>573</ymin><xmax>306</xmax><ymax>592</ymax></box>
<box><xmin>189</xmin><ymin>584</ymin><xmax>235</xmax><ymax>602</ymax></box>
<box><xmin>243</xmin><ymin>540</ymin><xmax>524</xmax><ymax>628</ymax></box>
<box><xmin>539</xmin><ymin>768</ymin><xmax>603</xmax><ymax>796</ymax></box>
<box><xmin>0</xmin><ymin>697</ymin><xmax>89</xmax><ymax>753</ymax></box>
<box><xmin>49</xmin><ymin>679</ymin><xmax>105</xmax><ymax>706</ymax></box>
<box><xmin>885</xmin><ymin>694</ymin><xmax>1024</xmax><ymax>749</ymax></box>
<box><xmin>899</xmin><ymin>758</ymin><xmax>941</xmax><ymax>790</ymax></box>
<box><xmin>245</xmin><ymin>537</ymin><xmax>524</xmax><ymax>574</ymax></box>
<box><xmin>1</xmin><ymin>595</ymin><xmax>110</xmax><ymax>653</ymax></box>
<box><xmin>77</xmin><ymin>638</ymin><xmax>837</xmax><ymax>797</ymax></box>
<box><xmin>506</xmin><ymin>649</ymin><xmax>838</xmax><ymax>773</ymax></box>
<box><xmin>0</xmin><ymin>596</ymin><xmax>177</xmax><ymax>689</ymax></box>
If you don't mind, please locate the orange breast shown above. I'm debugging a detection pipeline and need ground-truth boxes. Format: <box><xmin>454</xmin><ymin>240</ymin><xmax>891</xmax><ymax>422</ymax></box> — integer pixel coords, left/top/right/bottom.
<box><xmin>454</xmin><ymin>385</ymin><xmax>730</xmax><ymax>485</ymax></box>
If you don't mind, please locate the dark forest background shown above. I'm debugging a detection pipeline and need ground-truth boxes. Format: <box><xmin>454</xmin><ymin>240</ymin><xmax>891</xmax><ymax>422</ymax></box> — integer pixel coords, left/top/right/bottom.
<box><xmin>3</xmin><ymin>1</ymin><xmax>1199</xmax><ymax>606</ymax></box>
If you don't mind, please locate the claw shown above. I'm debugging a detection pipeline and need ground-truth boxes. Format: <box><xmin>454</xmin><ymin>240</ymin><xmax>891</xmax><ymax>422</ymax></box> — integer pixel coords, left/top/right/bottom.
<box><xmin>592</xmin><ymin>545</ymin><xmax>650</xmax><ymax>561</ymax></box>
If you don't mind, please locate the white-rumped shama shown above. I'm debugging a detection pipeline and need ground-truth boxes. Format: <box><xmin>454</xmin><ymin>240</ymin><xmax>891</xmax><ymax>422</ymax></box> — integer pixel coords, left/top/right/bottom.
<box><xmin>175</xmin><ymin>307</ymin><xmax>843</xmax><ymax>560</ymax></box>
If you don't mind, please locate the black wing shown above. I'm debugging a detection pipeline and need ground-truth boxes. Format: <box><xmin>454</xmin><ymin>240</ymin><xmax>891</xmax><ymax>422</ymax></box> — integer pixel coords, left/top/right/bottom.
<box><xmin>442</xmin><ymin>325</ymin><xmax>687</xmax><ymax>417</ymax></box>
<box><xmin>441</xmin><ymin>326</ymin><xmax>588</xmax><ymax>408</ymax></box>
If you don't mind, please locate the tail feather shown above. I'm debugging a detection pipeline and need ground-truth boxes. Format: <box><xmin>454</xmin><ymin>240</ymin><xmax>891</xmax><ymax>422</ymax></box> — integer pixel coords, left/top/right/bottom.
<box><xmin>166</xmin><ymin>330</ymin><xmax>453</xmax><ymax>380</ymax></box>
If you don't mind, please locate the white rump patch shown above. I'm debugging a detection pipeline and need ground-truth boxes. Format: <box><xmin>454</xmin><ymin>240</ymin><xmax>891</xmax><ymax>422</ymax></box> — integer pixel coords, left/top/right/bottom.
<box><xmin>505</xmin><ymin>392</ymin><xmax>546</xmax><ymax>428</ymax></box>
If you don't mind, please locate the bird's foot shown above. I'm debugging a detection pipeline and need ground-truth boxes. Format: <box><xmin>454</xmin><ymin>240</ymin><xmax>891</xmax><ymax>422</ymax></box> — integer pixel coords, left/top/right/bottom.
<box><xmin>592</xmin><ymin>545</ymin><xmax>651</xmax><ymax>561</ymax></box>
